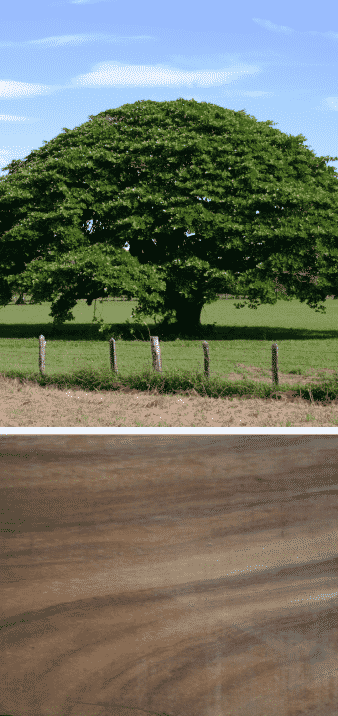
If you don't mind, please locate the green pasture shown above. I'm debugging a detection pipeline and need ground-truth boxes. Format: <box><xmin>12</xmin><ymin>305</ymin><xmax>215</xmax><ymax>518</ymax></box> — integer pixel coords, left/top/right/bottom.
<box><xmin>0</xmin><ymin>294</ymin><xmax>338</xmax><ymax>403</ymax></box>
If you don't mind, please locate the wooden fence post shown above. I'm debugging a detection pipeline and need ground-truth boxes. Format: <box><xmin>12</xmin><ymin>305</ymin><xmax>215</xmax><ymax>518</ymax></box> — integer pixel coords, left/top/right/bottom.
<box><xmin>109</xmin><ymin>337</ymin><xmax>162</xmax><ymax>376</ymax></box>
<box><xmin>109</xmin><ymin>338</ymin><xmax>118</xmax><ymax>374</ymax></box>
<box><xmin>202</xmin><ymin>341</ymin><xmax>210</xmax><ymax>378</ymax></box>
<box><xmin>272</xmin><ymin>343</ymin><xmax>279</xmax><ymax>386</ymax></box>
<box><xmin>36</xmin><ymin>332</ymin><xmax>283</xmax><ymax>388</ymax></box>
<box><xmin>150</xmin><ymin>336</ymin><xmax>162</xmax><ymax>373</ymax></box>
<box><xmin>39</xmin><ymin>335</ymin><xmax>46</xmax><ymax>375</ymax></box>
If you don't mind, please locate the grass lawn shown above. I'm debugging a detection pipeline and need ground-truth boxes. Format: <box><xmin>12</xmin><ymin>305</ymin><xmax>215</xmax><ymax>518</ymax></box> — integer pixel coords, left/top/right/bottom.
<box><xmin>0</xmin><ymin>294</ymin><xmax>338</xmax><ymax>403</ymax></box>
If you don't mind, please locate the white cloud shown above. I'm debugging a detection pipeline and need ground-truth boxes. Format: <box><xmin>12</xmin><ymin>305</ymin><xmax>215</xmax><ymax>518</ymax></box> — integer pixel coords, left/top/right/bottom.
<box><xmin>0</xmin><ymin>114</ymin><xmax>33</xmax><ymax>122</ymax></box>
<box><xmin>0</xmin><ymin>33</ymin><xmax>157</xmax><ymax>49</ymax></box>
<box><xmin>0</xmin><ymin>58</ymin><xmax>260</xmax><ymax>102</ymax></box>
<box><xmin>252</xmin><ymin>18</ymin><xmax>296</xmax><ymax>35</ymax></box>
<box><xmin>313</xmin><ymin>97</ymin><xmax>338</xmax><ymax>112</ymax></box>
<box><xmin>252</xmin><ymin>17</ymin><xmax>338</xmax><ymax>41</ymax></box>
<box><xmin>50</xmin><ymin>0</ymin><xmax>118</xmax><ymax>5</ymax></box>
<box><xmin>70</xmin><ymin>61</ymin><xmax>260</xmax><ymax>88</ymax></box>
<box><xmin>0</xmin><ymin>79</ymin><xmax>63</xmax><ymax>99</ymax></box>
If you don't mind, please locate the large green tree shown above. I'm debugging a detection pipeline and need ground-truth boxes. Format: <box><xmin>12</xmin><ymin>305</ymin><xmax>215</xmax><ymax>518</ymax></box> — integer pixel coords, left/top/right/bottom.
<box><xmin>1</xmin><ymin>97</ymin><xmax>338</xmax><ymax>334</ymax></box>
<box><xmin>4</xmin><ymin>241</ymin><xmax>167</xmax><ymax>327</ymax></box>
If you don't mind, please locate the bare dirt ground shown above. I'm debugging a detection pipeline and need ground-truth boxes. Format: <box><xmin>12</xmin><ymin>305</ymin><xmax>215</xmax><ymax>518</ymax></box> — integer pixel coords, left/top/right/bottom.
<box><xmin>2</xmin><ymin>434</ymin><xmax>338</xmax><ymax>716</ymax></box>
<box><xmin>1</xmin><ymin>363</ymin><xmax>338</xmax><ymax>426</ymax></box>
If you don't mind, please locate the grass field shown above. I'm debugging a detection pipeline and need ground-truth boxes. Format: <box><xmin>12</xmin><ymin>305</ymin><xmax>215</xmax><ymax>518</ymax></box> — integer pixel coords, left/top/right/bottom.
<box><xmin>1</xmin><ymin>293</ymin><xmax>338</xmax><ymax>404</ymax></box>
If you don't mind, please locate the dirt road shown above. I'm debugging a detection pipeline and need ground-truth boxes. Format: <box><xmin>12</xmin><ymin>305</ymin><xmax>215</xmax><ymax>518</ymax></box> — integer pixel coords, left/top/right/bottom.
<box><xmin>1</xmin><ymin>363</ymin><xmax>338</xmax><ymax>426</ymax></box>
<box><xmin>2</xmin><ymin>434</ymin><xmax>338</xmax><ymax>716</ymax></box>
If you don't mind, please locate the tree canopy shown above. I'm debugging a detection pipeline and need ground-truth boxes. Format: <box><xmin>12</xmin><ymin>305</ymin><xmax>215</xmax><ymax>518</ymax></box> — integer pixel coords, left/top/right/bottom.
<box><xmin>1</xmin><ymin>97</ymin><xmax>338</xmax><ymax>333</ymax></box>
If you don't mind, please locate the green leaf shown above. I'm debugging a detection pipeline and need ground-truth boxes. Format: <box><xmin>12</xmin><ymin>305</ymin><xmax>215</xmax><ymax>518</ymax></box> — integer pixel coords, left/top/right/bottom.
<box><xmin>1</xmin><ymin>97</ymin><xmax>338</xmax><ymax>328</ymax></box>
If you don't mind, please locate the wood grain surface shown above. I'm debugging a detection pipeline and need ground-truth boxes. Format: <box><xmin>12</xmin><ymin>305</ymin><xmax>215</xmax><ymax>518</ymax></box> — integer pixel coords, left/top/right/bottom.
<box><xmin>1</xmin><ymin>435</ymin><xmax>338</xmax><ymax>716</ymax></box>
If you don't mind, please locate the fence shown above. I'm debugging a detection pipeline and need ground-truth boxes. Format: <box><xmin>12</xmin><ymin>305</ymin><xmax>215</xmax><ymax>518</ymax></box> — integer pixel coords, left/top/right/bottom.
<box><xmin>10</xmin><ymin>294</ymin><xmax>137</xmax><ymax>304</ymax></box>
<box><xmin>38</xmin><ymin>334</ymin><xmax>280</xmax><ymax>386</ymax></box>
<box><xmin>12</xmin><ymin>292</ymin><xmax>338</xmax><ymax>306</ymax></box>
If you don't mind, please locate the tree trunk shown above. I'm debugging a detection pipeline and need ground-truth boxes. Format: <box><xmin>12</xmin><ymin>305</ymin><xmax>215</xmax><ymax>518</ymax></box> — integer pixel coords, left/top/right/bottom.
<box><xmin>15</xmin><ymin>292</ymin><xmax>27</xmax><ymax>304</ymax></box>
<box><xmin>161</xmin><ymin>289</ymin><xmax>204</xmax><ymax>334</ymax></box>
<box><xmin>175</xmin><ymin>296</ymin><xmax>203</xmax><ymax>330</ymax></box>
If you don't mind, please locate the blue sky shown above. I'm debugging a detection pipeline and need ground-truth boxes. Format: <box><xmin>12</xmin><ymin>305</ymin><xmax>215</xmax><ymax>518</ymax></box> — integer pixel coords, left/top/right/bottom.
<box><xmin>1</xmin><ymin>0</ymin><xmax>337</xmax><ymax>251</ymax></box>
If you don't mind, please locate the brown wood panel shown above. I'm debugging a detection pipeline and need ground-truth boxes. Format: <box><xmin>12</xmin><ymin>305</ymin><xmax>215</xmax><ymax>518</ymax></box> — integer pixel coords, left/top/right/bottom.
<box><xmin>1</xmin><ymin>435</ymin><xmax>338</xmax><ymax>716</ymax></box>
